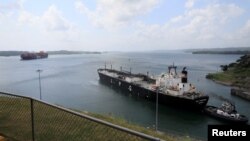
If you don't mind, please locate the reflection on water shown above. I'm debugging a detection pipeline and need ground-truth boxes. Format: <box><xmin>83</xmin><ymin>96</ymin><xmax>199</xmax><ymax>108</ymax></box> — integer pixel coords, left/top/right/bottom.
<box><xmin>0</xmin><ymin>52</ymin><xmax>248</xmax><ymax>139</ymax></box>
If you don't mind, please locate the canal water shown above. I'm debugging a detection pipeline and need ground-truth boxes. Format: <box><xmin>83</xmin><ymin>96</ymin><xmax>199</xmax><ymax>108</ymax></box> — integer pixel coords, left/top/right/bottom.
<box><xmin>0</xmin><ymin>52</ymin><xmax>248</xmax><ymax>139</ymax></box>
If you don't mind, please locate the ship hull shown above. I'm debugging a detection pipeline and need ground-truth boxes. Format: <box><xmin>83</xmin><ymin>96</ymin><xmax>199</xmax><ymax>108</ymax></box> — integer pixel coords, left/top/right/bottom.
<box><xmin>204</xmin><ymin>106</ymin><xmax>248</xmax><ymax>124</ymax></box>
<box><xmin>21</xmin><ymin>56</ymin><xmax>48</xmax><ymax>60</ymax></box>
<box><xmin>98</xmin><ymin>69</ymin><xmax>209</xmax><ymax>111</ymax></box>
<box><xmin>20</xmin><ymin>52</ymin><xmax>48</xmax><ymax>60</ymax></box>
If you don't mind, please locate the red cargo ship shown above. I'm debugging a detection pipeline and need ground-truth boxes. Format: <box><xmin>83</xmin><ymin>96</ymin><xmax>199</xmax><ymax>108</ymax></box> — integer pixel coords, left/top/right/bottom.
<box><xmin>20</xmin><ymin>51</ymin><xmax>48</xmax><ymax>60</ymax></box>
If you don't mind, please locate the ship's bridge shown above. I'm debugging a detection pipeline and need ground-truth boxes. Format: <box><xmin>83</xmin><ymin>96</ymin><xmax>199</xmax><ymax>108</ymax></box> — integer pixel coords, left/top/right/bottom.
<box><xmin>155</xmin><ymin>66</ymin><xmax>196</xmax><ymax>95</ymax></box>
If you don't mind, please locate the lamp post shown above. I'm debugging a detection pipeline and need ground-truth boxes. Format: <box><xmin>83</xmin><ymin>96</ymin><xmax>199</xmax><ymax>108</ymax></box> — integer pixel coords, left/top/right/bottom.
<box><xmin>155</xmin><ymin>86</ymin><xmax>159</xmax><ymax>131</ymax></box>
<box><xmin>36</xmin><ymin>69</ymin><xmax>43</xmax><ymax>100</ymax></box>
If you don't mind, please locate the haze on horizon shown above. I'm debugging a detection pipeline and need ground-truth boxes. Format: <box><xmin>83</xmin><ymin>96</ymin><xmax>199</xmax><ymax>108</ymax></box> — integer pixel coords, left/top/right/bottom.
<box><xmin>0</xmin><ymin>0</ymin><xmax>250</xmax><ymax>52</ymax></box>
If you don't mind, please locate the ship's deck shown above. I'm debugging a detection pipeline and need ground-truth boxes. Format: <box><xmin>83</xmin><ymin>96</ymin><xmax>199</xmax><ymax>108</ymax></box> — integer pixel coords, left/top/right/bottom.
<box><xmin>98</xmin><ymin>69</ymin><xmax>206</xmax><ymax>99</ymax></box>
<box><xmin>98</xmin><ymin>69</ymin><xmax>153</xmax><ymax>89</ymax></box>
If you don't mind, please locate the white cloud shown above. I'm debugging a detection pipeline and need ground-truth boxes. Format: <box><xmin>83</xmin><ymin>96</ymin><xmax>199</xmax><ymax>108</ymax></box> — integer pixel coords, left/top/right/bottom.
<box><xmin>239</xmin><ymin>20</ymin><xmax>250</xmax><ymax>38</ymax></box>
<box><xmin>75</xmin><ymin>1</ymin><xmax>247</xmax><ymax>50</ymax></box>
<box><xmin>0</xmin><ymin>12</ymin><xmax>13</xmax><ymax>24</ymax></box>
<box><xmin>75</xmin><ymin>0</ymin><xmax>159</xmax><ymax>28</ymax></box>
<box><xmin>133</xmin><ymin>3</ymin><xmax>245</xmax><ymax>49</ymax></box>
<box><xmin>15</xmin><ymin>5</ymin><xmax>81</xmax><ymax>50</ymax></box>
<box><xmin>18</xmin><ymin>10</ymin><xmax>39</xmax><ymax>25</ymax></box>
<box><xmin>0</xmin><ymin>1</ymin><xmax>21</xmax><ymax>11</ymax></box>
<box><xmin>1</xmin><ymin>1</ymin><xmax>249</xmax><ymax>51</ymax></box>
<box><xmin>42</xmin><ymin>5</ymin><xmax>73</xmax><ymax>31</ymax></box>
<box><xmin>18</xmin><ymin>5</ymin><xmax>74</xmax><ymax>31</ymax></box>
<box><xmin>0</xmin><ymin>0</ymin><xmax>23</xmax><ymax>24</ymax></box>
<box><xmin>185</xmin><ymin>0</ymin><xmax>195</xmax><ymax>9</ymax></box>
<box><xmin>226</xmin><ymin>19</ymin><xmax>250</xmax><ymax>46</ymax></box>
<box><xmin>179</xmin><ymin>4</ymin><xmax>244</xmax><ymax>40</ymax></box>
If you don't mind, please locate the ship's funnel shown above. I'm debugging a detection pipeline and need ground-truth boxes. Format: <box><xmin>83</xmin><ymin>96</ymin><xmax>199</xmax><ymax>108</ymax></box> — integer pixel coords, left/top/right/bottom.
<box><xmin>181</xmin><ymin>67</ymin><xmax>188</xmax><ymax>83</ymax></box>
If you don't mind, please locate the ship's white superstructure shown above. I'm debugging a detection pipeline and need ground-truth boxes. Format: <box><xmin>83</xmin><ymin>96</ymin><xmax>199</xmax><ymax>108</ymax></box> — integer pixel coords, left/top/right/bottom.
<box><xmin>155</xmin><ymin>66</ymin><xmax>196</xmax><ymax>96</ymax></box>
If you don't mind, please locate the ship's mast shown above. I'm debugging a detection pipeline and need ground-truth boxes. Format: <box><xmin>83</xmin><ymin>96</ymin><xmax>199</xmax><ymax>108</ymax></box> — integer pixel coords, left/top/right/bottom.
<box><xmin>168</xmin><ymin>63</ymin><xmax>177</xmax><ymax>75</ymax></box>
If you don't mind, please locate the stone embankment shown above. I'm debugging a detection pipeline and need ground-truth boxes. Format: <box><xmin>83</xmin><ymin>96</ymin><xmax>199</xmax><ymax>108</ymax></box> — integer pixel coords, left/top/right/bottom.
<box><xmin>231</xmin><ymin>88</ymin><xmax>250</xmax><ymax>101</ymax></box>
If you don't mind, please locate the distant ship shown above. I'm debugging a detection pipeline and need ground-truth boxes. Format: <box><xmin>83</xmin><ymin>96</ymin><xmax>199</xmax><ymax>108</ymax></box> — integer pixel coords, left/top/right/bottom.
<box><xmin>98</xmin><ymin>65</ymin><xmax>209</xmax><ymax>111</ymax></box>
<box><xmin>20</xmin><ymin>51</ymin><xmax>48</xmax><ymax>60</ymax></box>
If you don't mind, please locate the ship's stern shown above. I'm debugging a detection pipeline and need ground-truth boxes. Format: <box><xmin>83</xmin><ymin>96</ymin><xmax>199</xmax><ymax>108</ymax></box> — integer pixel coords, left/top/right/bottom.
<box><xmin>194</xmin><ymin>96</ymin><xmax>209</xmax><ymax>109</ymax></box>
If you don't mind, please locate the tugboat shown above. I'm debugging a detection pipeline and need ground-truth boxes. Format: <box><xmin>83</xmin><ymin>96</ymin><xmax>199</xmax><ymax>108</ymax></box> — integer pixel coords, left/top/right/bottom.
<box><xmin>97</xmin><ymin>65</ymin><xmax>209</xmax><ymax>111</ymax></box>
<box><xmin>20</xmin><ymin>51</ymin><xmax>48</xmax><ymax>60</ymax></box>
<box><xmin>204</xmin><ymin>102</ymin><xmax>248</xmax><ymax>124</ymax></box>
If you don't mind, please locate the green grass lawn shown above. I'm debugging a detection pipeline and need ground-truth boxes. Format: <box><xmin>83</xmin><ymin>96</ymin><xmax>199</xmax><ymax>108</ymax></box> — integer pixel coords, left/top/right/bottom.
<box><xmin>0</xmin><ymin>96</ymin><xmax>198</xmax><ymax>141</ymax></box>
<box><xmin>206</xmin><ymin>68</ymin><xmax>250</xmax><ymax>90</ymax></box>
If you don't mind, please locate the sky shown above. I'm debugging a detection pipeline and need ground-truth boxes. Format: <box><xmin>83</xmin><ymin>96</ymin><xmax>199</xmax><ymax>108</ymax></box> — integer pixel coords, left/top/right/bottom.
<box><xmin>0</xmin><ymin>0</ymin><xmax>250</xmax><ymax>51</ymax></box>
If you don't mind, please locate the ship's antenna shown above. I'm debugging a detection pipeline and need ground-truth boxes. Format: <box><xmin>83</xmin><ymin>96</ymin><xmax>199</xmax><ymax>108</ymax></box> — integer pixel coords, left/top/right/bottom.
<box><xmin>105</xmin><ymin>62</ymin><xmax>106</xmax><ymax>70</ymax></box>
<box><xmin>111</xmin><ymin>64</ymin><xmax>112</xmax><ymax>70</ymax></box>
<box><xmin>120</xmin><ymin>66</ymin><xmax>122</xmax><ymax>71</ymax></box>
<box><xmin>172</xmin><ymin>62</ymin><xmax>177</xmax><ymax>74</ymax></box>
<box><xmin>147</xmin><ymin>71</ymin><xmax>149</xmax><ymax>82</ymax></box>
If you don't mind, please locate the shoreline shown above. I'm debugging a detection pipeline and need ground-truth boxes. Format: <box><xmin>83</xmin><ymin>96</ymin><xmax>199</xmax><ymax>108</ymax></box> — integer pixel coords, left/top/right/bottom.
<box><xmin>209</xmin><ymin>79</ymin><xmax>233</xmax><ymax>86</ymax></box>
<box><xmin>208</xmin><ymin>78</ymin><xmax>250</xmax><ymax>101</ymax></box>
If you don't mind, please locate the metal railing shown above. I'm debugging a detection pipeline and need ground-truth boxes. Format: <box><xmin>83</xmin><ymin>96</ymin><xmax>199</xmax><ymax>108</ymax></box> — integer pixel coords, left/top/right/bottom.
<box><xmin>0</xmin><ymin>92</ymin><xmax>160</xmax><ymax>141</ymax></box>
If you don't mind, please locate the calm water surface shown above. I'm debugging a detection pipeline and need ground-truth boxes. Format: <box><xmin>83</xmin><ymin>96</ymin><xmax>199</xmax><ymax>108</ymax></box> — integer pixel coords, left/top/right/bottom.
<box><xmin>0</xmin><ymin>52</ymin><xmax>248</xmax><ymax>139</ymax></box>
